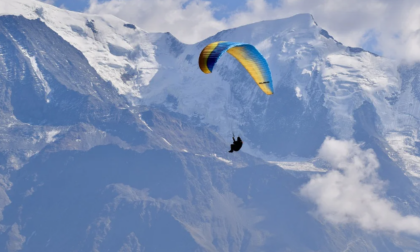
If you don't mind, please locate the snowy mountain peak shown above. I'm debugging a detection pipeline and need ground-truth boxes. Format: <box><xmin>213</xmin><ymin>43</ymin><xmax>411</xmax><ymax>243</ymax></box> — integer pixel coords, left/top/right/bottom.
<box><xmin>0</xmin><ymin>0</ymin><xmax>405</xmax><ymax>164</ymax></box>
<box><xmin>0</xmin><ymin>0</ymin><xmax>158</xmax><ymax>98</ymax></box>
<box><xmin>0</xmin><ymin>1</ymin><xmax>323</xmax><ymax>102</ymax></box>
<box><xmin>0</xmin><ymin>0</ymin><xmax>418</xmax><ymax>200</ymax></box>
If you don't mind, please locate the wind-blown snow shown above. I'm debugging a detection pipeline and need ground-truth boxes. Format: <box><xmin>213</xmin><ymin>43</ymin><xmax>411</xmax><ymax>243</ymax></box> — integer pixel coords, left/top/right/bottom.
<box><xmin>268</xmin><ymin>160</ymin><xmax>326</xmax><ymax>172</ymax></box>
<box><xmin>210</xmin><ymin>154</ymin><xmax>232</xmax><ymax>165</ymax></box>
<box><xmin>161</xmin><ymin>137</ymin><xmax>172</xmax><ymax>146</ymax></box>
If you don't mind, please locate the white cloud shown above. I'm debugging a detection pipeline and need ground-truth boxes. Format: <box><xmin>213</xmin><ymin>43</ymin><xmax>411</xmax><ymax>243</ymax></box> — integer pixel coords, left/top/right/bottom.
<box><xmin>87</xmin><ymin>0</ymin><xmax>420</xmax><ymax>61</ymax></box>
<box><xmin>300</xmin><ymin>137</ymin><xmax>420</xmax><ymax>235</ymax></box>
<box><xmin>87</xmin><ymin>0</ymin><xmax>227</xmax><ymax>44</ymax></box>
<box><xmin>227</xmin><ymin>0</ymin><xmax>420</xmax><ymax>61</ymax></box>
<box><xmin>7</xmin><ymin>223</ymin><xmax>26</xmax><ymax>252</ymax></box>
<box><xmin>272</xmin><ymin>0</ymin><xmax>420</xmax><ymax>62</ymax></box>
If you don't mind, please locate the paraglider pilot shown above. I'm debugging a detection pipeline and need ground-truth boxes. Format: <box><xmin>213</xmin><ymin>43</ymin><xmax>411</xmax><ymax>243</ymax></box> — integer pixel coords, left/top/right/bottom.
<box><xmin>229</xmin><ymin>136</ymin><xmax>243</xmax><ymax>153</ymax></box>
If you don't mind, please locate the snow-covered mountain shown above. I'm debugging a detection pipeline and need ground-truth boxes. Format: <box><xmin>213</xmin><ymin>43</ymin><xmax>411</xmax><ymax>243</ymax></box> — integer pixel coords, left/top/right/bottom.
<box><xmin>1</xmin><ymin>0</ymin><xmax>420</xmax><ymax>251</ymax></box>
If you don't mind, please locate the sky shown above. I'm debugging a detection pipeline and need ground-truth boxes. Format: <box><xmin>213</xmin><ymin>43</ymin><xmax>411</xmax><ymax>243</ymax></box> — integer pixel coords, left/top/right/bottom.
<box><xmin>40</xmin><ymin>0</ymin><xmax>420</xmax><ymax>61</ymax></box>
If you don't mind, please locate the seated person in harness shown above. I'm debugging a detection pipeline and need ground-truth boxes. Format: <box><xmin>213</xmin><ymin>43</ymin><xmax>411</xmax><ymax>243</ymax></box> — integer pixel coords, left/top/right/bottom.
<box><xmin>229</xmin><ymin>136</ymin><xmax>243</xmax><ymax>153</ymax></box>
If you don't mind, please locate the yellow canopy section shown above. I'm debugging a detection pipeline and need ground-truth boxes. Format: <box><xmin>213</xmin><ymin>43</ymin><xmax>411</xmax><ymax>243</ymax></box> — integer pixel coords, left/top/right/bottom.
<box><xmin>199</xmin><ymin>41</ymin><xmax>273</xmax><ymax>95</ymax></box>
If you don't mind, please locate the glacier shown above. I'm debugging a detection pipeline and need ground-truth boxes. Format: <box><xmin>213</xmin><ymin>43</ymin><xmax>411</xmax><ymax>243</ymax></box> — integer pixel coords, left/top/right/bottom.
<box><xmin>0</xmin><ymin>0</ymin><xmax>419</xmax><ymax>251</ymax></box>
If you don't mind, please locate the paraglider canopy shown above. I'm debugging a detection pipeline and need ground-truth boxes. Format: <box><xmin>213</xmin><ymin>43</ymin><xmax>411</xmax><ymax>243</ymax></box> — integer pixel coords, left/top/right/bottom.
<box><xmin>199</xmin><ymin>41</ymin><xmax>274</xmax><ymax>95</ymax></box>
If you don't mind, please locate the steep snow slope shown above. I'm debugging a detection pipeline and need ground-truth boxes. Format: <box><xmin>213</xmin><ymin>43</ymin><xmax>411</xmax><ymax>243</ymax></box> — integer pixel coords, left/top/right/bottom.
<box><xmin>0</xmin><ymin>0</ymin><xmax>160</xmax><ymax>98</ymax></box>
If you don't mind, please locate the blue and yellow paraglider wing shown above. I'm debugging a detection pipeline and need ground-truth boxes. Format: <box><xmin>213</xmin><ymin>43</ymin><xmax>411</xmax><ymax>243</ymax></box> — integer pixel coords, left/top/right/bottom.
<box><xmin>227</xmin><ymin>44</ymin><xmax>273</xmax><ymax>95</ymax></box>
<box><xmin>198</xmin><ymin>41</ymin><xmax>273</xmax><ymax>95</ymax></box>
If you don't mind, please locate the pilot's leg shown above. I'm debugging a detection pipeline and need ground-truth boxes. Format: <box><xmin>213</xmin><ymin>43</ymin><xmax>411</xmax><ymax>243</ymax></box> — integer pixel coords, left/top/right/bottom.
<box><xmin>229</xmin><ymin>144</ymin><xmax>234</xmax><ymax>153</ymax></box>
